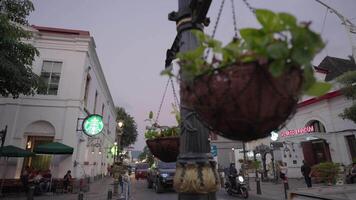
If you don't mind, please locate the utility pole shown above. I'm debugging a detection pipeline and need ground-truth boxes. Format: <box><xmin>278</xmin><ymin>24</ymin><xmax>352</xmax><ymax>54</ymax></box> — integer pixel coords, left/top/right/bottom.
<box><xmin>166</xmin><ymin>1</ymin><xmax>219</xmax><ymax>200</ymax></box>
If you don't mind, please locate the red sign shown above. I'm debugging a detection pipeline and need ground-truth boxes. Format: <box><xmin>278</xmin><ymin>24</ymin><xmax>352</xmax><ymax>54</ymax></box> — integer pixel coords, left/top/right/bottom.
<box><xmin>281</xmin><ymin>126</ymin><xmax>314</xmax><ymax>137</ymax></box>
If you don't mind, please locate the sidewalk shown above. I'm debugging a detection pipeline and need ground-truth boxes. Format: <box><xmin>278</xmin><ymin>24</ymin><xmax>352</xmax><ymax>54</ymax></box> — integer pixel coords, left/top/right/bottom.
<box><xmin>2</xmin><ymin>177</ymin><xmax>116</xmax><ymax>200</ymax></box>
<box><xmin>246</xmin><ymin>178</ymin><xmax>319</xmax><ymax>200</ymax></box>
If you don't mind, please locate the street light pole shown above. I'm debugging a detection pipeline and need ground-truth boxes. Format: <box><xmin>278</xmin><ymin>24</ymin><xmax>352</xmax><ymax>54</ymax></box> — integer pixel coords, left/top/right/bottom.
<box><xmin>167</xmin><ymin>1</ymin><xmax>219</xmax><ymax>200</ymax></box>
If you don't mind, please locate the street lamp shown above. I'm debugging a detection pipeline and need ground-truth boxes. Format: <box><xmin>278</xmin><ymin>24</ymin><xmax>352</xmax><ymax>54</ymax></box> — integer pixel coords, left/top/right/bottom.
<box><xmin>116</xmin><ymin>121</ymin><xmax>124</xmax><ymax>162</ymax></box>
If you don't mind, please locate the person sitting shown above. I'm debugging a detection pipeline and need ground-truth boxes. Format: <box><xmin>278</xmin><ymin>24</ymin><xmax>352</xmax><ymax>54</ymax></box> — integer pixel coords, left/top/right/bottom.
<box><xmin>30</xmin><ymin>170</ymin><xmax>43</xmax><ymax>195</ymax></box>
<box><xmin>63</xmin><ymin>170</ymin><xmax>72</xmax><ymax>193</ymax></box>
<box><xmin>228</xmin><ymin>163</ymin><xmax>238</xmax><ymax>189</ymax></box>
<box><xmin>39</xmin><ymin>169</ymin><xmax>52</xmax><ymax>193</ymax></box>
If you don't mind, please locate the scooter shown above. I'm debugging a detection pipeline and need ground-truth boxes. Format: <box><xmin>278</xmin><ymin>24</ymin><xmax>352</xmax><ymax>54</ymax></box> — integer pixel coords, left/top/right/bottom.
<box><xmin>225</xmin><ymin>175</ymin><xmax>249</xmax><ymax>199</ymax></box>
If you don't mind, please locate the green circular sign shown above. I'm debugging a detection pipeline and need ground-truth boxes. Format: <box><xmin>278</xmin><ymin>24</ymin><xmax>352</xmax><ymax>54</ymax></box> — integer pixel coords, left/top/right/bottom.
<box><xmin>82</xmin><ymin>114</ymin><xmax>104</xmax><ymax>137</ymax></box>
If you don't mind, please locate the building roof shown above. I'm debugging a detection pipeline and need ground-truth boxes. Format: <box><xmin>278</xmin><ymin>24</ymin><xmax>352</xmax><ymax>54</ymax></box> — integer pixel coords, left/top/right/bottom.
<box><xmin>317</xmin><ymin>56</ymin><xmax>356</xmax><ymax>81</ymax></box>
<box><xmin>31</xmin><ymin>25</ymin><xmax>90</xmax><ymax>36</ymax></box>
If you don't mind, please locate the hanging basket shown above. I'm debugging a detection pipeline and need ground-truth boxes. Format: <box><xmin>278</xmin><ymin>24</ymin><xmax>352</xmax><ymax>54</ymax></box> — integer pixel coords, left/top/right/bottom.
<box><xmin>181</xmin><ymin>61</ymin><xmax>303</xmax><ymax>141</ymax></box>
<box><xmin>146</xmin><ymin>136</ymin><xmax>180</xmax><ymax>162</ymax></box>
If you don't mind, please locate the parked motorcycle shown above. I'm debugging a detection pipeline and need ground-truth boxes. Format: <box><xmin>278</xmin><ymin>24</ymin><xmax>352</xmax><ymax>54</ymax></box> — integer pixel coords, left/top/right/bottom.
<box><xmin>225</xmin><ymin>175</ymin><xmax>249</xmax><ymax>199</ymax></box>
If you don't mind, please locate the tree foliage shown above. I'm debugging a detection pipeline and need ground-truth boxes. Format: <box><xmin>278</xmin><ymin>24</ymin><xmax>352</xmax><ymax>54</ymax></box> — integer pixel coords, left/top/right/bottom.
<box><xmin>116</xmin><ymin>107</ymin><xmax>138</xmax><ymax>148</ymax></box>
<box><xmin>337</xmin><ymin>70</ymin><xmax>356</xmax><ymax>123</ymax></box>
<box><xmin>0</xmin><ymin>0</ymin><xmax>40</xmax><ymax>98</ymax></box>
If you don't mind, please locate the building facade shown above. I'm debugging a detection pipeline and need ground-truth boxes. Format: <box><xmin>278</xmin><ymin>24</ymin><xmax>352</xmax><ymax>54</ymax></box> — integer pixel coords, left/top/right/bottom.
<box><xmin>0</xmin><ymin>26</ymin><xmax>117</xmax><ymax>179</ymax></box>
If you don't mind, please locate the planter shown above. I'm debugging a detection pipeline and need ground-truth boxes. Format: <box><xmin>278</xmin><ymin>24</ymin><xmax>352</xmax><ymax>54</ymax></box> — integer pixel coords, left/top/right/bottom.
<box><xmin>181</xmin><ymin>62</ymin><xmax>303</xmax><ymax>141</ymax></box>
<box><xmin>146</xmin><ymin>136</ymin><xmax>180</xmax><ymax>162</ymax></box>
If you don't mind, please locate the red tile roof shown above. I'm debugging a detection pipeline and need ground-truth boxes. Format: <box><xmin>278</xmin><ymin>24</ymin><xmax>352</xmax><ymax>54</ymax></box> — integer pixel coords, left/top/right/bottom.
<box><xmin>297</xmin><ymin>90</ymin><xmax>342</xmax><ymax>108</ymax></box>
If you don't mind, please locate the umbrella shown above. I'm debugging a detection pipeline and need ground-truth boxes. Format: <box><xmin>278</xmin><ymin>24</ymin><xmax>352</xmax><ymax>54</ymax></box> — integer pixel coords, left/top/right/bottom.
<box><xmin>0</xmin><ymin>145</ymin><xmax>35</xmax><ymax>195</ymax></box>
<box><xmin>33</xmin><ymin>142</ymin><xmax>73</xmax><ymax>155</ymax></box>
<box><xmin>0</xmin><ymin>145</ymin><xmax>36</xmax><ymax>157</ymax></box>
<box><xmin>33</xmin><ymin>142</ymin><xmax>73</xmax><ymax>194</ymax></box>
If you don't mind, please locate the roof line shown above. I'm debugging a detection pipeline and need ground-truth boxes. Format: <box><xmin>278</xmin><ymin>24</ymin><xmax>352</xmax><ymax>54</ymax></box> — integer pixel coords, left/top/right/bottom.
<box><xmin>297</xmin><ymin>90</ymin><xmax>342</xmax><ymax>108</ymax></box>
<box><xmin>31</xmin><ymin>25</ymin><xmax>90</xmax><ymax>36</ymax></box>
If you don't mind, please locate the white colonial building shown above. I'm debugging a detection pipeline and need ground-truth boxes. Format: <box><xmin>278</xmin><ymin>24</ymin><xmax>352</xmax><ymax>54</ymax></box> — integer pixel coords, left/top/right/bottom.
<box><xmin>0</xmin><ymin>26</ymin><xmax>117</xmax><ymax>179</ymax></box>
<box><xmin>237</xmin><ymin>56</ymin><xmax>356</xmax><ymax>178</ymax></box>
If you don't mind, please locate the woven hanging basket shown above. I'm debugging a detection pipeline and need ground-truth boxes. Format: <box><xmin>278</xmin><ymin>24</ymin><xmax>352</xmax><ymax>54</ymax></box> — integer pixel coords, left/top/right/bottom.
<box><xmin>146</xmin><ymin>136</ymin><xmax>180</xmax><ymax>162</ymax></box>
<box><xmin>181</xmin><ymin>62</ymin><xmax>303</xmax><ymax>141</ymax></box>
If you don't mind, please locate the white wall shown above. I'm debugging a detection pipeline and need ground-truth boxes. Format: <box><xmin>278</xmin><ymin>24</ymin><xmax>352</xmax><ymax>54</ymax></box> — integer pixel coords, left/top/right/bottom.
<box><xmin>0</xmin><ymin>27</ymin><xmax>117</xmax><ymax>179</ymax></box>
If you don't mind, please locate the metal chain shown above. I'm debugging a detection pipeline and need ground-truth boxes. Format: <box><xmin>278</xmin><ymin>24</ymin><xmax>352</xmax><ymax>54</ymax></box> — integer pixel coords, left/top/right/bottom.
<box><xmin>242</xmin><ymin>0</ymin><xmax>256</xmax><ymax>15</ymax></box>
<box><xmin>205</xmin><ymin>0</ymin><xmax>226</xmax><ymax>60</ymax></box>
<box><xmin>170</xmin><ymin>78</ymin><xmax>180</xmax><ymax>109</ymax></box>
<box><xmin>155</xmin><ymin>78</ymin><xmax>170</xmax><ymax>124</ymax></box>
<box><xmin>230</xmin><ymin>0</ymin><xmax>239</xmax><ymax>38</ymax></box>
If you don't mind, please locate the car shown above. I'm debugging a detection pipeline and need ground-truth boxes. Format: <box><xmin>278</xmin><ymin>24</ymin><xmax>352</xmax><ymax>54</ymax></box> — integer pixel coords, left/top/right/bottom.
<box><xmin>135</xmin><ymin>163</ymin><xmax>149</xmax><ymax>180</ymax></box>
<box><xmin>147</xmin><ymin>160</ymin><xmax>176</xmax><ymax>193</ymax></box>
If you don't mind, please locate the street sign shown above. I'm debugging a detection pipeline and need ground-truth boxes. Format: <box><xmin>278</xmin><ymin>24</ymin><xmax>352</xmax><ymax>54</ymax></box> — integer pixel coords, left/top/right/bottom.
<box><xmin>82</xmin><ymin>114</ymin><xmax>104</xmax><ymax>137</ymax></box>
<box><xmin>211</xmin><ymin>144</ymin><xmax>217</xmax><ymax>157</ymax></box>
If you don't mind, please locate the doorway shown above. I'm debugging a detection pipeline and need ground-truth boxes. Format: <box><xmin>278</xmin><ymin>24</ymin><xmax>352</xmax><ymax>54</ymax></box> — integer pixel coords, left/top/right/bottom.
<box><xmin>23</xmin><ymin>136</ymin><xmax>54</xmax><ymax>171</ymax></box>
<box><xmin>301</xmin><ymin>139</ymin><xmax>331</xmax><ymax>166</ymax></box>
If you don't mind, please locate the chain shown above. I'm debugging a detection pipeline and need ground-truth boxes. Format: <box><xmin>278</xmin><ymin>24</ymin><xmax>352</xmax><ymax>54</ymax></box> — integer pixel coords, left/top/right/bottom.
<box><xmin>205</xmin><ymin>0</ymin><xmax>226</xmax><ymax>60</ymax></box>
<box><xmin>230</xmin><ymin>0</ymin><xmax>239</xmax><ymax>38</ymax></box>
<box><xmin>170</xmin><ymin>78</ymin><xmax>180</xmax><ymax>109</ymax></box>
<box><xmin>155</xmin><ymin>78</ymin><xmax>170</xmax><ymax>124</ymax></box>
<box><xmin>242</xmin><ymin>0</ymin><xmax>256</xmax><ymax>15</ymax></box>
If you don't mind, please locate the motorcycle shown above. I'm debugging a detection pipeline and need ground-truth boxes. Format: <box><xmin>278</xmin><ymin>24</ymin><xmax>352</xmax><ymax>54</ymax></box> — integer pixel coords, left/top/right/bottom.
<box><xmin>225</xmin><ymin>175</ymin><xmax>249</xmax><ymax>199</ymax></box>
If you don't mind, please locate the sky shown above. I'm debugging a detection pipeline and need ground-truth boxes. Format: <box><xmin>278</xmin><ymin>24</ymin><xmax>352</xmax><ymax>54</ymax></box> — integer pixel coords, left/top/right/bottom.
<box><xmin>28</xmin><ymin>0</ymin><xmax>356</xmax><ymax>151</ymax></box>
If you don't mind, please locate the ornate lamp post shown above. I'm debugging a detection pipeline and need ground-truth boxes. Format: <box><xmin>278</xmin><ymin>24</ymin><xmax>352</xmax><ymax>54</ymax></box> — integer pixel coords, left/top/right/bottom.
<box><xmin>166</xmin><ymin>1</ymin><xmax>219</xmax><ymax>199</ymax></box>
<box><xmin>116</xmin><ymin>121</ymin><xmax>124</xmax><ymax>162</ymax></box>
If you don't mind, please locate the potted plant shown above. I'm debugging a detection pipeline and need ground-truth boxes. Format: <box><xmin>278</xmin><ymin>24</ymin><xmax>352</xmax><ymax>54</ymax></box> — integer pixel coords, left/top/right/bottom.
<box><xmin>162</xmin><ymin>9</ymin><xmax>331</xmax><ymax>141</ymax></box>
<box><xmin>145</xmin><ymin>107</ymin><xmax>180</xmax><ymax>162</ymax></box>
<box><xmin>312</xmin><ymin>162</ymin><xmax>340</xmax><ymax>185</ymax></box>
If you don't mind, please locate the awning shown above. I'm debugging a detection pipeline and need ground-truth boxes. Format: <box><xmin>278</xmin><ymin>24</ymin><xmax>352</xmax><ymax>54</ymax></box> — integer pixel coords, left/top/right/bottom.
<box><xmin>0</xmin><ymin>145</ymin><xmax>35</xmax><ymax>157</ymax></box>
<box><xmin>33</xmin><ymin>142</ymin><xmax>74</xmax><ymax>155</ymax></box>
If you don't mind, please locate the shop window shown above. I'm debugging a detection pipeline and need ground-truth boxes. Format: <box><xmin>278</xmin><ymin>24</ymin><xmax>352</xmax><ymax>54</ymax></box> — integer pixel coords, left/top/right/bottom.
<box><xmin>346</xmin><ymin>135</ymin><xmax>356</xmax><ymax>161</ymax></box>
<box><xmin>38</xmin><ymin>61</ymin><xmax>62</xmax><ymax>95</ymax></box>
<box><xmin>307</xmin><ymin>120</ymin><xmax>326</xmax><ymax>133</ymax></box>
<box><xmin>301</xmin><ymin>139</ymin><xmax>331</xmax><ymax>166</ymax></box>
<box><xmin>23</xmin><ymin>136</ymin><xmax>54</xmax><ymax>171</ymax></box>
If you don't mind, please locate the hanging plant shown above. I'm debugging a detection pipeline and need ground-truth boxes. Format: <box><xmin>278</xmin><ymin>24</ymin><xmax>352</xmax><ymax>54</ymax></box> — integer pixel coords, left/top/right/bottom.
<box><xmin>162</xmin><ymin>9</ymin><xmax>331</xmax><ymax>141</ymax></box>
<box><xmin>145</xmin><ymin>108</ymin><xmax>180</xmax><ymax>162</ymax></box>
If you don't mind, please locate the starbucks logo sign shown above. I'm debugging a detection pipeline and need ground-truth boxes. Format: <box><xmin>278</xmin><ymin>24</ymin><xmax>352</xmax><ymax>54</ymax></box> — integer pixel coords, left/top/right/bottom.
<box><xmin>82</xmin><ymin>114</ymin><xmax>104</xmax><ymax>137</ymax></box>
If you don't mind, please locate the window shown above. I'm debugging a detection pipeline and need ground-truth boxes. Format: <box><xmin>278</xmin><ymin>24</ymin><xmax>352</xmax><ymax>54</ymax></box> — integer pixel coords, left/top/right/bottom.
<box><xmin>101</xmin><ymin>104</ymin><xmax>105</xmax><ymax>116</ymax></box>
<box><xmin>346</xmin><ymin>135</ymin><xmax>356</xmax><ymax>161</ymax></box>
<box><xmin>23</xmin><ymin>136</ymin><xmax>54</xmax><ymax>171</ymax></box>
<box><xmin>38</xmin><ymin>61</ymin><xmax>62</xmax><ymax>95</ymax></box>
<box><xmin>84</xmin><ymin>74</ymin><xmax>91</xmax><ymax>107</ymax></box>
<box><xmin>93</xmin><ymin>91</ymin><xmax>98</xmax><ymax>114</ymax></box>
<box><xmin>307</xmin><ymin>120</ymin><xmax>326</xmax><ymax>133</ymax></box>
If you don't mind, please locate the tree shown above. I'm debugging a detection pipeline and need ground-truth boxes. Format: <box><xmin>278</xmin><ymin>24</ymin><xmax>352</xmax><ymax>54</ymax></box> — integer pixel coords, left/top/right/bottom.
<box><xmin>116</xmin><ymin>107</ymin><xmax>138</xmax><ymax>148</ymax></box>
<box><xmin>0</xmin><ymin>0</ymin><xmax>40</xmax><ymax>98</ymax></box>
<box><xmin>337</xmin><ymin>70</ymin><xmax>356</xmax><ymax>123</ymax></box>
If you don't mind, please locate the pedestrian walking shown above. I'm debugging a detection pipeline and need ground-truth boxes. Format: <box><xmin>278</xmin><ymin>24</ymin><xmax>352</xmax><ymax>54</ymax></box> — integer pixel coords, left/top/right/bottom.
<box><xmin>301</xmin><ymin>160</ymin><xmax>312</xmax><ymax>188</ymax></box>
<box><xmin>279</xmin><ymin>162</ymin><xmax>288</xmax><ymax>181</ymax></box>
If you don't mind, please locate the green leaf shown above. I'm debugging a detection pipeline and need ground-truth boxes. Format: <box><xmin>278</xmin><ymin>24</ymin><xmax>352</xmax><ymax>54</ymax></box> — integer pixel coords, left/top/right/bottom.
<box><xmin>278</xmin><ymin>12</ymin><xmax>297</xmax><ymax>29</ymax></box>
<box><xmin>255</xmin><ymin>9</ymin><xmax>282</xmax><ymax>32</ymax></box>
<box><xmin>269</xmin><ymin>60</ymin><xmax>285</xmax><ymax>77</ymax></box>
<box><xmin>267</xmin><ymin>41</ymin><xmax>289</xmax><ymax>59</ymax></box>
<box><xmin>160</xmin><ymin>66</ymin><xmax>174</xmax><ymax>77</ymax></box>
<box><xmin>303</xmin><ymin>65</ymin><xmax>316</xmax><ymax>90</ymax></box>
<box><xmin>305</xmin><ymin>82</ymin><xmax>332</xmax><ymax>96</ymax></box>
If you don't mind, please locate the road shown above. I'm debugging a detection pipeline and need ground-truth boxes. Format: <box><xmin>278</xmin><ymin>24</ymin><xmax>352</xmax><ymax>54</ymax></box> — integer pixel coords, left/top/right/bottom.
<box><xmin>131</xmin><ymin>178</ymin><xmax>271</xmax><ymax>200</ymax></box>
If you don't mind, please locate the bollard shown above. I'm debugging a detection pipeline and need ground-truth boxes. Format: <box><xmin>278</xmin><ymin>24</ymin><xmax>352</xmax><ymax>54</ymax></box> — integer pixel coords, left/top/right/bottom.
<box><xmin>256</xmin><ymin>177</ymin><xmax>261</xmax><ymax>195</ymax></box>
<box><xmin>107</xmin><ymin>189</ymin><xmax>113</xmax><ymax>200</ymax></box>
<box><xmin>283</xmin><ymin>179</ymin><xmax>289</xmax><ymax>199</ymax></box>
<box><xmin>27</xmin><ymin>186</ymin><xmax>35</xmax><ymax>200</ymax></box>
<box><xmin>78</xmin><ymin>191</ymin><xmax>84</xmax><ymax>200</ymax></box>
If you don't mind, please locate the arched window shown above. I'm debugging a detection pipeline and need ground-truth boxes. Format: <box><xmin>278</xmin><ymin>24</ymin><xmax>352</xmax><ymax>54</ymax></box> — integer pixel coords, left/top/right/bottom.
<box><xmin>307</xmin><ymin>120</ymin><xmax>326</xmax><ymax>133</ymax></box>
